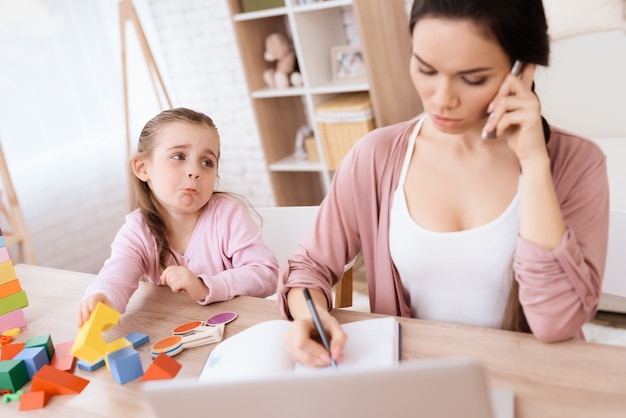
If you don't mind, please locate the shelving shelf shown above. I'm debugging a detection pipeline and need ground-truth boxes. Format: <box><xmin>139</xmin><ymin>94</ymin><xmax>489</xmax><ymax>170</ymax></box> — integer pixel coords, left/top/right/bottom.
<box><xmin>227</xmin><ymin>0</ymin><xmax>422</xmax><ymax>206</ymax></box>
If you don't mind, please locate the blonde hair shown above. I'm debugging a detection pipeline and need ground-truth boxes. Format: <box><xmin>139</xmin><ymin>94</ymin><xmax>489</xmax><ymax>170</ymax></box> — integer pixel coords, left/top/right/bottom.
<box><xmin>130</xmin><ymin>107</ymin><xmax>219</xmax><ymax>271</ymax></box>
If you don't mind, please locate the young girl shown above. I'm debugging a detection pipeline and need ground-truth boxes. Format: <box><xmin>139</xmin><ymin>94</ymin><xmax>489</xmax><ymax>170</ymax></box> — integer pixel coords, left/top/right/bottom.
<box><xmin>78</xmin><ymin>108</ymin><xmax>278</xmax><ymax>326</ymax></box>
<box><xmin>278</xmin><ymin>0</ymin><xmax>609</xmax><ymax>368</ymax></box>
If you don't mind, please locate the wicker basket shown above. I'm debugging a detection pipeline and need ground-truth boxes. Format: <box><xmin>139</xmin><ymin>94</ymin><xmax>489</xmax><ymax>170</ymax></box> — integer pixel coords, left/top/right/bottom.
<box><xmin>315</xmin><ymin>92</ymin><xmax>374</xmax><ymax>170</ymax></box>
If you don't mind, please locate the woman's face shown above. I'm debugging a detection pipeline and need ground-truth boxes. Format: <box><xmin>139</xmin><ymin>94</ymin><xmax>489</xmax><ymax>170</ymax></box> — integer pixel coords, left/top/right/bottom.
<box><xmin>410</xmin><ymin>17</ymin><xmax>511</xmax><ymax>135</ymax></box>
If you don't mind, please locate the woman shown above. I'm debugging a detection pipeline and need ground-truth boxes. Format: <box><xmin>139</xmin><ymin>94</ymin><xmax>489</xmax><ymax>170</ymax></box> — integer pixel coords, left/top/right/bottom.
<box><xmin>277</xmin><ymin>0</ymin><xmax>609</xmax><ymax>368</ymax></box>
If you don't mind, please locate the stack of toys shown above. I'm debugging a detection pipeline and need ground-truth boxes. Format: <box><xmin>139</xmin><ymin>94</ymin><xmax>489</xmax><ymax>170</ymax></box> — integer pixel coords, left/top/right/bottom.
<box><xmin>0</xmin><ymin>227</ymin><xmax>28</xmax><ymax>334</ymax></box>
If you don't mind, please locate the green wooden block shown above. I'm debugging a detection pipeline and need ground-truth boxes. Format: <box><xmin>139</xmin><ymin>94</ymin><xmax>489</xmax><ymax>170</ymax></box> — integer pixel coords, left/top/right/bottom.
<box><xmin>0</xmin><ymin>290</ymin><xmax>29</xmax><ymax>316</ymax></box>
<box><xmin>0</xmin><ymin>360</ymin><xmax>29</xmax><ymax>392</ymax></box>
<box><xmin>25</xmin><ymin>334</ymin><xmax>55</xmax><ymax>361</ymax></box>
<box><xmin>241</xmin><ymin>0</ymin><xmax>284</xmax><ymax>12</ymax></box>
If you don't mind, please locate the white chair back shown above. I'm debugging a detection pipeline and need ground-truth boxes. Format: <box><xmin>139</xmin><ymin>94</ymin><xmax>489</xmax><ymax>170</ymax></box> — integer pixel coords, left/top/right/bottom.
<box><xmin>602</xmin><ymin>209</ymin><xmax>626</xmax><ymax>298</ymax></box>
<box><xmin>255</xmin><ymin>206</ymin><xmax>319</xmax><ymax>265</ymax></box>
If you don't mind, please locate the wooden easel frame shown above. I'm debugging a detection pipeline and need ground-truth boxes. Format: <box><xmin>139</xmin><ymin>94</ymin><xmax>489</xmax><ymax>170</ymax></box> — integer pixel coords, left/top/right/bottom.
<box><xmin>0</xmin><ymin>142</ymin><xmax>37</xmax><ymax>264</ymax></box>
<box><xmin>119</xmin><ymin>0</ymin><xmax>172</xmax><ymax>160</ymax></box>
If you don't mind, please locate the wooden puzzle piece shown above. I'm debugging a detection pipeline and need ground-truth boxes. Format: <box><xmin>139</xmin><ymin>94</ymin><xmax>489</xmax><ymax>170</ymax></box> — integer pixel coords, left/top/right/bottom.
<box><xmin>71</xmin><ymin>302</ymin><xmax>128</xmax><ymax>364</ymax></box>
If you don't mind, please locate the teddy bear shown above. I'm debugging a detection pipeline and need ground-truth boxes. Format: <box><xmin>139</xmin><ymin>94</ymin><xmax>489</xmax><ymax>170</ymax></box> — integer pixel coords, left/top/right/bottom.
<box><xmin>263</xmin><ymin>32</ymin><xmax>302</xmax><ymax>89</ymax></box>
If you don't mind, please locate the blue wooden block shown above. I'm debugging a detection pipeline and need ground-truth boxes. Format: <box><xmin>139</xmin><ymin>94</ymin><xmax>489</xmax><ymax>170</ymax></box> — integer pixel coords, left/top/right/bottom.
<box><xmin>13</xmin><ymin>347</ymin><xmax>49</xmax><ymax>379</ymax></box>
<box><xmin>76</xmin><ymin>357</ymin><xmax>105</xmax><ymax>372</ymax></box>
<box><xmin>25</xmin><ymin>334</ymin><xmax>55</xmax><ymax>361</ymax></box>
<box><xmin>106</xmin><ymin>346</ymin><xmax>143</xmax><ymax>384</ymax></box>
<box><xmin>0</xmin><ymin>360</ymin><xmax>29</xmax><ymax>392</ymax></box>
<box><xmin>124</xmin><ymin>331</ymin><xmax>149</xmax><ymax>348</ymax></box>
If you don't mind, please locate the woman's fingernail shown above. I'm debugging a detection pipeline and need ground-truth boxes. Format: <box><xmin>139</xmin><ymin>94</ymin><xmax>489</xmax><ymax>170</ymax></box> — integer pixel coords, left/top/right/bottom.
<box><xmin>487</xmin><ymin>102</ymin><xmax>495</xmax><ymax>113</ymax></box>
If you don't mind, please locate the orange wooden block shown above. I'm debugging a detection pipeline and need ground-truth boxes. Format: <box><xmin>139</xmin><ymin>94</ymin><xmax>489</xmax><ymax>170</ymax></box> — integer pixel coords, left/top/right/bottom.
<box><xmin>0</xmin><ymin>279</ymin><xmax>21</xmax><ymax>298</ymax></box>
<box><xmin>31</xmin><ymin>365</ymin><xmax>89</xmax><ymax>395</ymax></box>
<box><xmin>141</xmin><ymin>352</ymin><xmax>182</xmax><ymax>381</ymax></box>
<box><xmin>0</xmin><ymin>342</ymin><xmax>25</xmax><ymax>360</ymax></box>
<box><xmin>50</xmin><ymin>340</ymin><xmax>77</xmax><ymax>372</ymax></box>
<box><xmin>19</xmin><ymin>390</ymin><xmax>51</xmax><ymax>411</ymax></box>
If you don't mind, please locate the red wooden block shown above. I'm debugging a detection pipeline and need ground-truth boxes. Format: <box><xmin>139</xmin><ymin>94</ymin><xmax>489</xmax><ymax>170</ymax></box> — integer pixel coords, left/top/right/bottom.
<box><xmin>141</xmin><ymin>352</ymin><xmax>182</xmax><ymax>381</ymax></box>
<box><xmin>19</xmin><ymin>390</ymin><xmax>51</xmax><ymax>411</ymax></box>
<box><xmin>0</xmin><ymin>342</ymin><xmax>25</xmax><ymax>360</ymax></box>
<box><xmin>50</xmin><ymin>340</ymin><xmax>77</xmax><ymax>372</ymax></box>
<box><xmin>31</xmin><ymin>365</ymin><xmax>89</xmax><ymax>395</ymax></box>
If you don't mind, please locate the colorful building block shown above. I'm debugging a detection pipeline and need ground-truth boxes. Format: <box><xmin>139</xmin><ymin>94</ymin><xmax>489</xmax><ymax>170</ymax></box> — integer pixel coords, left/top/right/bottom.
<box><xmin>0</xmin><ymin>246</ymin><xmax>9</xmax><ymax>263</ymax></box>
<box><xmin>125</xmin><ymin>331</ymin><xmax>150</xmax><ymax>348</ymax></box>
<box><xmin>0</xmin><ymin>359</ymin><xmax>29</xmax><ymax>392</ymax></box>
<box><xmin>25</xmin><ymin>334</ymin><xmax>55</xmax><ymax>361</ymax></box>
<box><xmin>50</xmin><ymin>340</ymin><xmax>77</xmax><ymax>372</ymax></box>
<box><xmin>0</xmin><ymin>279</ymin><xmax>21</xmax><ymax>298</ymax></box>
<box><xmin>2</xmin><ymin>389</ymin><xmax>23</xmax><ymax>404</ymax></box>
<box><xmin>13</xmin><ymin>346</ymin><xmax>50</xmax><ymax>379</ymax></box>
<box><xmin>0</xmin><ymin>342</ymin><xmax>25</xmax><ymax>360</ymax></box>
<box><xmin>19</xmin><ymin>390</ymin><xmax>51</xmax><ymax>411</ymax></box>
<box><xmin>76</xmin><ymin>357</ymin><xmax>105</xmax><ymax>372</ymax></box>
<box><xmin>106</xmin><ymin>346</ymin><xmax>144</xmax><ymax>384</ymax></box>
<box><xmin>141</xmin><ymin>352</ymin><xmax>182</xmax><ymax>381</ymax></box>
<box><xmin>71</xmin><ymin>302</ymin><xmax>129</xmax><ymax>364</ymax></box>
<box><xmin>103</xmin><ymin>337</ymin><xmax>132</xmax><ymax>370</ymax></box>
<box><xmin>31</xmin><ymin>365</ymin><xmax>89</xmax><ymax>395</ymax></box>
<box><xmin>0</xmin><ymin>290</ymin><xmax>28</xmax><ymax>316</ymax></box>
<box><xmin>0</xmin><ymin>260</ymin><xmax>16</xmax><ymax>285</ymax></box>
<box><xmin>0</xmin><ymin>308</ymin><xmax>26</xmax><ymax>333</ymax></box>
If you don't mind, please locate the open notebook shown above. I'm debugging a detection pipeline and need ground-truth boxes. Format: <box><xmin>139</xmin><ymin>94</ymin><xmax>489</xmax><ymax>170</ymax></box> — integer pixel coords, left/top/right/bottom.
<box><xmin>143</xmin><ymin>317</ymin><xmax>514</xmax><ymax>418</ymax></box>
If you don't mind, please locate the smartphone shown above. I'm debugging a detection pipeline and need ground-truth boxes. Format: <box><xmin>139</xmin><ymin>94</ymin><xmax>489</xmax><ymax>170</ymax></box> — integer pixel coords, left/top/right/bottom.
<box><xmin>482</xmin><ymin>60</ymin><xmax>523</xmax><ymax>139</ymax></box>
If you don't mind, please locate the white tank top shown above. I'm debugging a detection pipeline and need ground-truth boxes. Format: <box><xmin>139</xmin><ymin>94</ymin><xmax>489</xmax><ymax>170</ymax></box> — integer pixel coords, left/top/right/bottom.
<box><xmin>389</xmin><ymin>118</ymin><xmax>520</xmax><ymax>329</ymax></box>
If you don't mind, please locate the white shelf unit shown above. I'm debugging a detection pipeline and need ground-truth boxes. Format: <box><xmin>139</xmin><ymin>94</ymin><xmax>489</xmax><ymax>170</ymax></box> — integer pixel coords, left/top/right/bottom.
<box><xmin>227</xmin><ymin>0</ymin><xmax>422</xmax><ymax>206</ymax></box>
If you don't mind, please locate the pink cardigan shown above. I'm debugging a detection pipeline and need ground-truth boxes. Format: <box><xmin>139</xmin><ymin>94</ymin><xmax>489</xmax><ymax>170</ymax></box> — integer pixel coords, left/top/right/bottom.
<box><xmin>277</xmin><ymin>118</ymin><xmax>609</xmax><ymax>342</ymax></box>
<box><xmin>85</xmin><ymin>193</ymin><xmax>278</xmax><ymax>313</ymax></box>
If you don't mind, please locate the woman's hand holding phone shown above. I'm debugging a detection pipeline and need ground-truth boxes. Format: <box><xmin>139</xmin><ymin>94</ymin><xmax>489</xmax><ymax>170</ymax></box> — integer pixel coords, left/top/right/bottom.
<box><xmin>481</xmin><ymin>61</ymin><xmax>549</xmax><ymax>164</ymax></box>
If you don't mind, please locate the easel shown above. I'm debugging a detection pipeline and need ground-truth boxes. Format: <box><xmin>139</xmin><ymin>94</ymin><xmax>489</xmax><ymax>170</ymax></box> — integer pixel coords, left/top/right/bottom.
<box><xmin>0</xmin><ymin>141</ymin><xmax>37</xmax><ymax>264</ymax></box>
<box><xmin>119</xmin><ymin>0</ymin><xmax>172</xmax><ymax>160</ymax></box>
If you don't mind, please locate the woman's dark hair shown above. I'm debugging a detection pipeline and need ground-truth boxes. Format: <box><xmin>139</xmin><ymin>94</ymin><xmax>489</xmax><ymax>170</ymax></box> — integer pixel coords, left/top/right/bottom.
<box><xmin>408</xmin><ymin>0</ymin><xmax>550</xmax><ymax>66</ymax></box>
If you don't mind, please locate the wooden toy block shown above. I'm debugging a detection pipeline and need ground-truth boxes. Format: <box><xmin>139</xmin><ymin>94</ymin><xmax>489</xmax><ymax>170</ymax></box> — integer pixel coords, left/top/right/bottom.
<box><xmin>19</xmin><ymin>390</ymin><xmax>51</xmax><ymax>411</ymax></box>
<box><xmin>25</xmin><ymin>333</ymin><xmax>55</xmax><ymax>361</ymax></box>
<box><xmin>0</xmin><ymin>235</ymin><xmax>5</xmax><ymax>248</ymax></box>
<box><xmin>0</xmin><ymin>359</ymin><xmax>29</xmax><ymax>392</ymax></box>
<box><xmin>0</xmin><ymin>246</ymin><xmax>10</xmax><ymax>263</ymax></box>
<box><xmin>50</xmin><ymin>340</ymin><xmax>77</xmax><ymax>372</ymax></box>
<box><xmin>76</xmin><ymin>357</ymin><xmax>105</xmax><ymax>372</ymax></box>
<box><xmin>125</xmin><ymin>331</ymin><xmax>150</xmax><ymax>348</ymax></box>
<box><xmin>0</xmin><ymin>342</ymin><xmax>25</xmax><ymax>360</ymax></box>
<box><xmin>0</xmin><ymin>290</ymin><xmax>28</xmax><ymax>316</ymax></box>
<box><xmin>0</xmin><ymin>279</ymin><xmax>22</xmax><ymax>298</ymax></box>
<box><xmin>71</xmin><ymin>302</ymin><xmax>127</xmax><ymax>364</ymax></box>
<box><xmin>0</xmin><ymin>308</ymin><xmax>26</xmax><ymax>333</ymax></box>
<box><xmin>106</xmin><ymin>346</ymin><xmax>144</xmax><ymax>384</ymax></box>
<box><xmin>103</xmin><ymin>337</ymin><xmax>132</xmax><ymax>370</ymax></box>
<box><xmin>13</xmin><ymin>346</ymin><xmax>50</xmax><ymax>379</ymax></box>
<box><xmin>2</xmin><ymin>389</ymin><xmax>23</xmax><ymax>404</ymax></box>
<box><xmin>141</xmin><ymin>352</ymin><xmax>182</xmax><ymax>381</ymax></box>
<box><xmin>0</xmin><ymin>260</ymin><xmax>16</xmax><ymax>285</ymax></box>
<box><xmin>31</xmin><ymin>364</ymin><xmax>89</xmax><ymax>395</ymax></box>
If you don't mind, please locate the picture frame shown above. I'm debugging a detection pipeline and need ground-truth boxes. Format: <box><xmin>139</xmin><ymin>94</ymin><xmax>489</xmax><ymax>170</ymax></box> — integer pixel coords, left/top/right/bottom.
<box><xmin>330</xmin><ymin>46</ymin><xmax>367</xmax><ymax>82</ymax></box>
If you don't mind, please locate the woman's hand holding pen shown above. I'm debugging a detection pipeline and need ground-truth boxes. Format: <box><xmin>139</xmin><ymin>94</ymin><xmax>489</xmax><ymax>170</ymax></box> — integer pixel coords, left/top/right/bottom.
<box><xmin>482</xmin><ymin>63</ymin><xmax>549</xmax><ymax>165</ymax></box>
<box><xmin>285</xmin><ymin>288</ymin><xmax>347</xmax><ymax>368</ymax></box>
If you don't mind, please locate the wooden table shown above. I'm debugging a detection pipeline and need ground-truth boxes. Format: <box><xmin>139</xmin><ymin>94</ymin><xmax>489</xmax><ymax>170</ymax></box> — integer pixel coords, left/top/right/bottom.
<box><xmin>3</xmin><ymin>264</ymin><xmax>626</xmax><ymax>417</ymax></box>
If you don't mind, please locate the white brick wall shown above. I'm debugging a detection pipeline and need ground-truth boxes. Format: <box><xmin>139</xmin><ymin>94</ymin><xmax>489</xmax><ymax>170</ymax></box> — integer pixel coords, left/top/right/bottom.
<box><xmin>0</xmin><ymin>0</ymin><xmax>413</xmax><ymax>274</ymax></box>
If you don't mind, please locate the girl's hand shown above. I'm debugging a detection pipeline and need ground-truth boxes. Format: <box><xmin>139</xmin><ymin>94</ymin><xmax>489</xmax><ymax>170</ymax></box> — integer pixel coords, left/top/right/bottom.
<box><xmin>77</xmin><ymin>293</ymin><xmax>114</xmax><ymax>328</ymax></box>
<box><xmin>483</xmin><ymin>63</ymin><xmax>549</xmax><ymax>164</ymax></box>
<box><xmin>284</xmin><ymin>311</ymin><xmax>347</xmax><ymax>368</ymax></box>
<box><xmin>160</xmin><ymin>266</ymin><xmax>209</xmax><ymax>301</ymax></box>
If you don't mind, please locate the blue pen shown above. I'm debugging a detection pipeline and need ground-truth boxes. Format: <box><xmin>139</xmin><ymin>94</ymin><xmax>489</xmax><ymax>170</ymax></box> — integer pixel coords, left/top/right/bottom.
<box><xmin>303</xmin><ymin>287</ymin><xmax>338</xmax><ymax>369</ymax></box>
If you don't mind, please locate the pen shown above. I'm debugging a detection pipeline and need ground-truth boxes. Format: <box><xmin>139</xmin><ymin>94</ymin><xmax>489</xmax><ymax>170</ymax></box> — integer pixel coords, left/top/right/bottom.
<box><xmin>482</xmin><ymin>60</ymin><xmax>523</xmax><ymax>139</ymax></box>
<box><xmin>303</xmin><ymin>287</ymin><xmax>338</xmax><ymax>369</ymax></box>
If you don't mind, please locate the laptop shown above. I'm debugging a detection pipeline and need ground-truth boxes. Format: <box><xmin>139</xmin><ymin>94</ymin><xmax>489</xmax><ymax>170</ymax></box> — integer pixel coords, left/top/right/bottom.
<box><xmin>143</xmin><ymin>357</ymin><xmax>514</xmax><ymax>418</ymax></box>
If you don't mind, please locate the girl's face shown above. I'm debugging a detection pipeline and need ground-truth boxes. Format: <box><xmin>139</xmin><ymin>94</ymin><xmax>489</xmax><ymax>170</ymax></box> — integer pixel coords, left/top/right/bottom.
<box><xmin>134</xmin><ymin>121</ymin><xmax>219</xmax><ymax>217</ymax></box>
<box><xmin>410</xmin><ymin>17</ymin><xmax>511</xmax><ymax>135</ymax></box>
